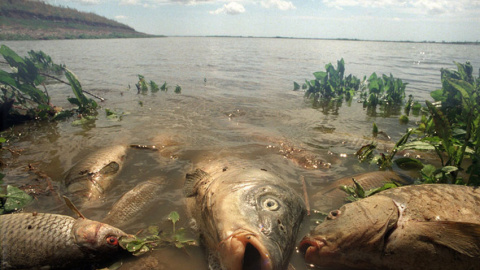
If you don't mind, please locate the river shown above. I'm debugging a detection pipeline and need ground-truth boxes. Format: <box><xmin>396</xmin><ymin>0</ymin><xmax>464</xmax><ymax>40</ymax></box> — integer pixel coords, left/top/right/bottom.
<box><xmin>1</xmin><ymin>37</ymin><xmax>479</xmax><ymax>269</ymax></box>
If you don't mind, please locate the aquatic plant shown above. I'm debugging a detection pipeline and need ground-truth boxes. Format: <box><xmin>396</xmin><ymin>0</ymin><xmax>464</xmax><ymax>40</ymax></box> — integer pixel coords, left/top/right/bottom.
<box><xmin>415</xmin><ymin>61</ymin><xmax>480</xmax><ymax>184</ymax></box>
<box><xmin>357</xmin><ymin>61</ymin><xmax>479</xmax><ymax>185</ymax></box>
<box><xmin>294</xmin><ymin>59</ymin><xmax>407</xmax><ymax>116</ymax></box>
<box><xmin>119</xmin><ymin>211</ymin><xmax>197</xmax><ymax>256</ymax></box>
<box><xmin>340</xmin><ymin>178</ymin><xmax>401</xmax><ymax>202</ymax></box>
<box><xmin>0</xmin><ymin>45</ymin><xmax>98</xmax><ymax>128</ymax></box>
<box><xmin>294</xmin><ymin>58</ymin><xmax>361</xmax><ymax>102</ymax></box>
<box><xmin>361</xmin><ymin>73</ymin><xmax>407</xmax><ymax>107</ymax></box>
<box><xmin>0</xmin><ymin>185</ymin><xmax>33</xmax><ymax>214</ymax></box>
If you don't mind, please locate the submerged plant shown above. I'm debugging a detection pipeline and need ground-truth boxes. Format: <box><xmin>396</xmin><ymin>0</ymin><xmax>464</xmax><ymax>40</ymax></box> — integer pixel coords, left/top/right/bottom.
<box><xmin>119</xmin><ymin>211</ymin><xmax>197</xmax><ymax>256</ymax></box>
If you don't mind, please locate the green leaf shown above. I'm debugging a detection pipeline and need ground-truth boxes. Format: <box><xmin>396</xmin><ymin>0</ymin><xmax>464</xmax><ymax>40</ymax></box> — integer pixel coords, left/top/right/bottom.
<box><xmin>168</xmin><ymin>211</ymin><xmax>180</xmax><ymax>225</ymax></box>
<box><xmin>394</xmin><ymin>157</ymin><xmax>424</xmax><ymax>170</ymax></box>
<box><xmin>1</xmin><ymin>185</ymin><xmax>33</xmax><ymax>212</ymax></box>
<box><xmin>174</xmin><ymin>85</ymin><xmax>182</xmax><ymax>94</ymax></box>
<box><xmin>441</xmin><ymin>166</ymin><xmax>458</xmax><ymax>174</ymax></box>
<box><xmin>0</xmin><ymin>45</ymin><xmax>26</xmax><ymax>67</ymax></box>
<box><xmin>400</xmin><ymin>141</ymin><xmax>436</xmax><ymax>151</ymax></box>
<box><xmin>65</xmin><ymin>68</ymin><xmax>89</xmax><ymax>107</ymax></box>
<box><xmin>293</xmin><ymin>81</ymin><xmax>300</xmax><ymax>91</ymax></box>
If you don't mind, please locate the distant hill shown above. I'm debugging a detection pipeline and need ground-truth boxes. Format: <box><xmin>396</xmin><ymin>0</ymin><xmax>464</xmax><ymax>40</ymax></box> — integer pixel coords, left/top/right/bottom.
<box><xmin>0</xmin><ymin>0</ymin><xmax>154</xmax><ymax>40</ymax></box>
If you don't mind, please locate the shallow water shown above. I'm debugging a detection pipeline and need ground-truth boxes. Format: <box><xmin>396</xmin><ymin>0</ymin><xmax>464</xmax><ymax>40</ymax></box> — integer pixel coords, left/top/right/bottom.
<box><xmin>1</xmin><ymin>37</ymin><xmax>479</xmax><ymax>269</ymax></box>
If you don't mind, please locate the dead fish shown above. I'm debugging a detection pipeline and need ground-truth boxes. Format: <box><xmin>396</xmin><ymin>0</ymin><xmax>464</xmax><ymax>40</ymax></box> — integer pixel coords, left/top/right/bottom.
<box><xmin>0</xmin><ymin>212</ymin><xmax>132</xmax><ymax>269</ymax></box>
<box><xmin>299</xmin><ymin>184</ymin><xmax>480</xmax><ymax>270</ymax></box>
<box><xmin>102</xmin><ymin>179</ymin><xmax>166</xmax><ymax>230</ymax></box>
<box><xmin>64</xmin><ymin>145</ymin><xmax>127</xmax><ymax>201</ymax></box>
<box><xmin>312</xmin><ymin>170</ymin><xmax>414</xmax><ymax>212</ymax></box>
<box><xmin>184</xmin><ymin>160</ymin><xmax>306</xmax><ymax>270</ymax></box>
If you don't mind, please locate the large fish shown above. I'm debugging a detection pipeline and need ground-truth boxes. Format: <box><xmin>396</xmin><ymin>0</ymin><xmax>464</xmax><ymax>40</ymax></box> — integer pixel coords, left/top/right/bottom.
<box><xmin>64</xmin><ymin>145</ymin><xmax>127</xmax><ymax>201</ymax></box>
<box><xmin>0</xmin><ymin>212</ymin><xmax>132</xmax><ymax>269</ymax></box>
<box><xmin>102</xmin><ymin>179</ymin><xmax>166</xmax><ymax>230</ymax></box>
<box><xmin>299</xmin><ymin>184</ymin><xmax>480</xmax><ymax>270</ymax></box>
<box><xmin>184</xmin><ymin>159</ymin><xmax>306</xmax><ymax>270</ymax></box>
<box><xmin>312</xmin><ymin>170</ymin><xmax>414</xmax><ymax>212</ymax></box>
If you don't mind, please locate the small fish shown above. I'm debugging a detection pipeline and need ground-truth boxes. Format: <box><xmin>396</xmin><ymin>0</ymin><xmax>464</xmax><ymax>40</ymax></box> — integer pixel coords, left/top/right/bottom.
<box><xmin>184</xmin><ymin>159</ymin><xmax>306</xmax><ymax>270</ymax></box>
<box><xmin>0</xmin><ymin>212</ymin><xmax>132</xmax><ymax>269</ymax></box>
<box><xmin>64</xmin><ymin>145</ymin><xmax>127</xmax><ymax>202</ymax></box>
<box><xmin>299</xmin><ymin>184</ymin><xmax>480</xmax><ymax>270</ymax></box>
<box><xmin>102</xmin><ymin>179</ymin><xmax>166</xmax><ymax>230</ymax></box>
<box><xmin>312</xmin><ymin>170</ymin><xmax>413</xmax><ymax>212</ymax></box>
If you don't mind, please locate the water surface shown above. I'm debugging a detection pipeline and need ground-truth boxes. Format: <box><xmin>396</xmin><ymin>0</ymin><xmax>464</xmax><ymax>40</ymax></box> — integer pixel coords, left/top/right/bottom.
<box><xmin>1</xmin><ymin>37</ymin><xmax>479</xmax><ymax>269</ymax></box>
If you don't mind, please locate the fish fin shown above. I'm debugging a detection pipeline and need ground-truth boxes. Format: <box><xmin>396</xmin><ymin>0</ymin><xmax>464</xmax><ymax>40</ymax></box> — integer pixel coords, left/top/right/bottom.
<box><xmin>415</xmin><ymin>221</ymin><xmax>480</xmax><ymax>257</ymax></box>
<box><xmin>184</xmin><ymin>169</ymin><xmax>210</xmax><ymax>197</ymax></box>
<box><xmin>62</xmin><ymin>195</ymin><xmax>86</xmax><ymax>219</ymax></box>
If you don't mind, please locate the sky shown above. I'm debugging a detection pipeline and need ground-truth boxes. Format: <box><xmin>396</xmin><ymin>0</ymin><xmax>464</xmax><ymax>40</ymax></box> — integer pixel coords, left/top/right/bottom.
<box><xmin>45</xmin><ymin>0</ymin><xmax>480</xmax><ymax>42</ymax></box>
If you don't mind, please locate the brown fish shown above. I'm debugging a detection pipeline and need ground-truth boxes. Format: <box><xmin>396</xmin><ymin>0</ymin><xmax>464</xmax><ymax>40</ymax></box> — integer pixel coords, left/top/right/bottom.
<box><xmin>184</xmin><ymin>158</ymin><xmax>306</xmax><ymax>270</ymax></box>
<box><xmin>299</xmin><ymin>184</ymin><xmax>480</xmax><ymax>270</ymax></box>
<box><xmin>102</xmin><ymin>179</ymin><xmax>166</xmax><ymax>230</ymax></box>
<box><xmin>64</xmin><ymin>145</ymin><xmax>127</xmax><ymax>202</ymax></box>
<box><xmin>0</xmin><ymin>212</ymin><xmax>132</xmax><ymax>269</ymax></box>
<box><xmin>312</xmin><ymin>170</ymin><xmax>413</xmax><ymax>212</ymax></box>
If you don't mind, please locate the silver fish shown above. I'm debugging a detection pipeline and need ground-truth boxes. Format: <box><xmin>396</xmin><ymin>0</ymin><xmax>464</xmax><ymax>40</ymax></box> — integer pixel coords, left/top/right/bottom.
<box><xmin>299</xmin><ymin>184</ymin><xmax>480</xmax><ymax>270</ymax></box>
<box><xmin>64</xmin><ymin>145</ymin><xmax>127</xmax><ymax>201</ymax></box>
<box><xmin>102</xmin><ymin>179</ymin><xmax>166</xmax><ymax>230</ymax></box>
<box><xmin>184</xmin><ymin>159</ymin><xmax>306</xmax><ymax>270</ymax></box>
<box><xmin>0</xmin><ymin>212</ymin><xmax>132</xmax><ymax>269</ymax></box>
<box><xmin>312</xmin><ymin>170</ymin><xmax>413</xmax><ymax>212</ymax></box>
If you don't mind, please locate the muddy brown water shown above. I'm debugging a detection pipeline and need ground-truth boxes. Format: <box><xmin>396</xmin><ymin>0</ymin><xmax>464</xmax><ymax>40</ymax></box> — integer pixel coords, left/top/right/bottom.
<box><xmin>1</xmin><ymin>37</ymin><xmax>479</xmax><ymax>269</ymax></box>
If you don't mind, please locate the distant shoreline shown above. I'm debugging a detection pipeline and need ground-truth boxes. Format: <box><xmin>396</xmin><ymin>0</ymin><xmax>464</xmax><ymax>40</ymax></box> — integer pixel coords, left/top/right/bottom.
<box><xmin>172</xmin><ymin>35</ymin><xmax>480</xmax><ymax>46</ymax></box>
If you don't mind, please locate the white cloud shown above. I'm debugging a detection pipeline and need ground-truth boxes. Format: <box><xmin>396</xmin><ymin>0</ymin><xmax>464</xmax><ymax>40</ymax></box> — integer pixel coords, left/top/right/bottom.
<box><xmin>72</xmin><ymin>0</ymin><xmax>101</xmax><ymax>4</ymax></box>
<box><xmin>322</xmin><ymin>0</ymin><xmax>480</xmax><ymax>14</ymax></box>
<box><xmin>261</xmin><ymin>0</ymin><xmax>295</xmax><ymax>10</ymax></box>
<box><xmin>210</xmin><ymin>2</ymin><xmax>246</xmax><ymax>14</ymax></box>
<box><xmin>115</xmin><ymin>15</ymin><xmax>128</xmax><ymax>19</ymax></box>
<box><xmin>119</xmin><ymin>0</ymin><xmax>142</xmax><ymax>5</ymax></box>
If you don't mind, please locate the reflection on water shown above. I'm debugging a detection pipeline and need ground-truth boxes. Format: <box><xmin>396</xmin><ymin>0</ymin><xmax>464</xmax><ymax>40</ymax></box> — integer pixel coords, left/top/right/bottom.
<box><xmin>1</xmin><ymin>37</ymin><xmax>479</xmax><ymax>269</ymax></box>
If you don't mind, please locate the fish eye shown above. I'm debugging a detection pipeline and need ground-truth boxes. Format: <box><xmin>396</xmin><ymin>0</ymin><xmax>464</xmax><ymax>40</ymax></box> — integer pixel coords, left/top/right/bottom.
<box><xmin>262</xmin><ymin>198</ymin><xmax>280</xmax><ymax>211</ymax></box>
<box><xmin>327</xmin><ymin>209</ymin><xmax>341</xmax><ymax>220</ymax></box>
<box><xmin>106</xmin><ymin>236</ymin><xmax>119</xmax><ymax>246</ymax></box>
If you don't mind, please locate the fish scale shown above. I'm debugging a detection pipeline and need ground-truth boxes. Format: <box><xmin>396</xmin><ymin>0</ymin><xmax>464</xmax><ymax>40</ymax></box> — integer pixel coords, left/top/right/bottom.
<box><xmin>0</xmin><ymin>212</ymin><xmax>130</xmax><ymax>269</ymax></box>
<box><xmin>1</xmin><ymin>213</ymin><xmax>80</xmax><ymax>269</ymax></box>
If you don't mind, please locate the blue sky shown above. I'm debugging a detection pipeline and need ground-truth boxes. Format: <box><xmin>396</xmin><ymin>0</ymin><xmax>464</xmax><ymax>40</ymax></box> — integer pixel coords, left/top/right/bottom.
<box><xmin>46</xmin><ymin>0</ymin><xmax>480</xmax><ymax>41</ymax></box>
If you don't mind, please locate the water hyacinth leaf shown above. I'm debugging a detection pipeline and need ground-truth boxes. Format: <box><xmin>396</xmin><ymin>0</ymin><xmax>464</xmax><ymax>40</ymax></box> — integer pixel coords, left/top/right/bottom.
<box><xmin>65</xmin><ymin>68</ymin><xmax>89</xmax><ymax>106</ymax></box>
<box><xmin>160</xmin><ymin>82</ymin><xmax>168</xmax><ymax>92</ymax></box>
<box><xmin>293</xmin><ymin>81</ymin><xmax>300</xmax><ymax>91</ymax></box>
<box><xmin>119</xmin><ymin>236</ymin><xmax>152</xmax><ymax>256</ymax></box>
<box><xmin>168</xmin><ymin>211</ymin><xmax>180</xmax><ymax>225</ymax></box>
<box><xmin>0</xmin><ymin>45</ymin><xmax>26</xmax><ymax>67</ymax></box>
<box><xmin>1</xmin><ymin>185</ymin><xmax>33</xmax><ymax>212</ymax></box>
<box><xmin>174</xmin><ymin>85</ymin><xmax>181</xmax><ymax>94</ymax></box>
<box><xmin>400</xmin><ymin>141</ymin><xmax>436</xmax><ymax>151</ymax></box>
<box><xmin>372</xmin><ymin>123</ymin><xmax>378</xmax><ymax>135</ymax></box>
<box><xmin>441</xmin><ymin>166</ymin><xmax>458</xmax><ymax>174</ymax></box>
<box><xmin>150</xmin><ymin>80</ymin><xmax>159</xmax><ymax>93</ymax></box>
<box><xmin>0</xmin><ymin>69</ymin><xmax>18</xmax><ymax>87</ymax></box>
<box><xmin>394</xmin><ymin>157</ymin><xmax>424</xmax><ymax>170</ymax></box>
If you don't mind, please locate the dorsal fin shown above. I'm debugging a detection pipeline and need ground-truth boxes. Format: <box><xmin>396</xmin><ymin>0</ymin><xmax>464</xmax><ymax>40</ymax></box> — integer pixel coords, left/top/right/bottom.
<box><xmin>184</xmin><ymin>169</ymin><xmax>210</xmax><ymax>197</ymax></box>
<box><xmin>63</xmin><ymin>195</ymin><xmax>86</xmax><ymax>219</ymax></box>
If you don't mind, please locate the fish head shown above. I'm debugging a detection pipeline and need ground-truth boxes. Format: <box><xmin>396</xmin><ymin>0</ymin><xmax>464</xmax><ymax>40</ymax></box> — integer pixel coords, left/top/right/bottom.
<box><xmin>299</xmin><ymin>196</ymin><xmax>399</xmax><ymax>268</ymax></box>
<box><xmin>73</xmin><ymin>218</ymin><xmax>133</xmax><ymax>254</ymax></box>
<box><xmin>210</xmin><ymin>169</ymin><xmax>306</xmax><ymax>270</ymax></box>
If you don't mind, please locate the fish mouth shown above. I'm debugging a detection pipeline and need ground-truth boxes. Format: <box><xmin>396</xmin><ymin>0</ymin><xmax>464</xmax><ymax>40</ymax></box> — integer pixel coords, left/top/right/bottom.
<box><xmin>298</xmin><ymin>236</ymin><xmax>328</xmax><ymax>263</ymax></box>
<box><xmin>218</xmin><ymin>230</ymin><xmax>273</xmax><ymax>270</ymax></box>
